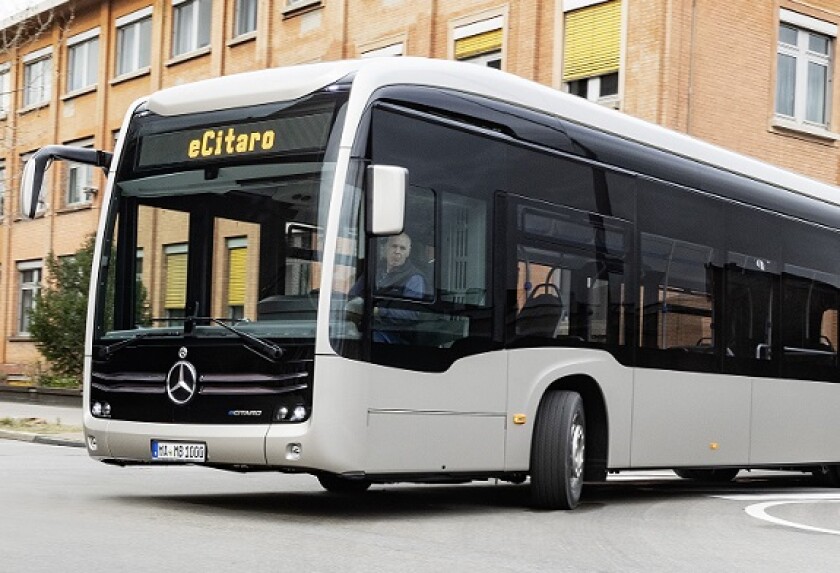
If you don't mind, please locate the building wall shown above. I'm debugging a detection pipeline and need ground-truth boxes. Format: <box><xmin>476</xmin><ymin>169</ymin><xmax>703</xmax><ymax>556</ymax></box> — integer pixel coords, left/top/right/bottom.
<box><xmin>0</xmin><ymin>0</ymin><xmax>839</xmax><ymax>376</ymax></box>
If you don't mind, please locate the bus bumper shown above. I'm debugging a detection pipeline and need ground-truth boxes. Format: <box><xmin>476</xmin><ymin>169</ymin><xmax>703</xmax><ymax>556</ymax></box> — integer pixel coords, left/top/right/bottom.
<box><xmin>84</xmin><ymin>414</ymin><xmax>308</xmax><ymax>468</ymax></box>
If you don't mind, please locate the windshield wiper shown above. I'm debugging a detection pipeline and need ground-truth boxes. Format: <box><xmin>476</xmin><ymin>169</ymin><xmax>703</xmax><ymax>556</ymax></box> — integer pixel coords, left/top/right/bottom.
<box><xmin>195</xmin><ymin>317</ymin><xmax>286</xmax><ymax>362</ymax></box>
<box><xmin>98</xmin><ymin>330</ymin><xmax>178</xmax><ymax>360</ymax></box>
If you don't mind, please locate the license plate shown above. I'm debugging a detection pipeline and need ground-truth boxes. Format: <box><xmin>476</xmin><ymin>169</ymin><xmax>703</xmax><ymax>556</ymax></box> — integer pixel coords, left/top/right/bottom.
<box><xmin>151</xmin><ymin>440</ymin><xmax>206</xmax><ymax>462</ymax></box>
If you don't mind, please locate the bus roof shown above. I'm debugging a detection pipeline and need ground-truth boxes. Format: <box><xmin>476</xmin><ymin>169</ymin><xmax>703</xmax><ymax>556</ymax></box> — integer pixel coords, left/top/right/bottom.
<box><xmin>146</xmin><ymin>57</ymin><xmax>840</xmax><ymax>210</ymax></box>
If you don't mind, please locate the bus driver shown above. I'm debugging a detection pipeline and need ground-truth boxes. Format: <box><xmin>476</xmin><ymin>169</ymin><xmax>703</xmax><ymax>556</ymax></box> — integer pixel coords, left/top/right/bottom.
<box><xmin>347</xmin><ymin>233</ymin><xmax>427</xmax><ymax>343</ymax></box>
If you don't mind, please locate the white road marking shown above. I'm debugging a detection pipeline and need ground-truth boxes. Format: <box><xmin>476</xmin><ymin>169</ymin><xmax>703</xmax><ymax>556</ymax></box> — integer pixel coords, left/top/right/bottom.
<box><xmin>717</xmin><ymin>493</ymin><xmax>840</xmax><ymax>502</ymax></box>
<box><xmin>715</xmin><ymin>493</ymin><xmax>840</xmax><ymax>536</ymax></box>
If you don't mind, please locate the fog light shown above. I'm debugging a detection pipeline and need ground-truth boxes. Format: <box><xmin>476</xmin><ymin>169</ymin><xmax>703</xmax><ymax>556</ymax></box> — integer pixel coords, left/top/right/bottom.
<box><xmin>87</xmin><ymin>435</ymin><xmax>97</xmax><ymax>451</ymax></box>
<box><xmin>92</xmin><ymin>402</ymin><xmax>102</xmax><ymax>416</ymax></box>
<box><xmin>290</xmin><ymin>405</ymin><xmax>307</xmax><ymax>422</ymax></box>
<box><xmin>275</xmin><ymin>406</ymin><xmax>289</xmax><ymax>422</ymax></box>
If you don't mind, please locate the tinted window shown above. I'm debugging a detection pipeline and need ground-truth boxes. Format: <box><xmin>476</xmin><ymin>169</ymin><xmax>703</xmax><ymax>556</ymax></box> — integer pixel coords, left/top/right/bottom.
<box><xmin>510</xmin><ymin>199</ymin><xmax>631</xmax><ymax>360</ymax></box>
<box><xmin>636</xmin><ymin>179</ymin><xmax>723</xmax><ymax>372</ymax></box>
<box><xmin>335</xmin><ymin>106</ymin><xmax>502</xmax><ymax>371</ymax></box>
<box><xmin>507</xmin><ymin>145</ymin><xmax>634</xmax><ymax>218</ymax></box>
<box><xmin>639</xmin><ymin>234</ymin><xmax>718</xmax><ymax>371</ymax></box>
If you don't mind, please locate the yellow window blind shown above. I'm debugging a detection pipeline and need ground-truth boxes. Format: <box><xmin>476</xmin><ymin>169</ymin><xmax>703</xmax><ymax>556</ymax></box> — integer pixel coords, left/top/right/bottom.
<box><xmin>563</xmin><ymin>0</ymin><xmax>622</xmax><ymax>82</ymax></box>
<box><xmin>455</xmin><ymin>28</ymin><xmax>503</xmax><ymax>60</ymax></box>
<box><xmin>164</xmin><ymin>251</ymin><xmax>187</xmax><ymax>309</ymax></box>
<box><xmin>228</xmin><ymin>247</ymin><xmax>247</xmax><ymax>306</ymax></box>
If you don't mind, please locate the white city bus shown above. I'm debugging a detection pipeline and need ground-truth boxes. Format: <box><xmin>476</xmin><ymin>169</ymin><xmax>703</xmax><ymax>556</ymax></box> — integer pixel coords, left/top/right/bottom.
<box><xmin>21</xmin><ymin>58</ymin><xmax>840</xmax><ymax>509</ymax></box>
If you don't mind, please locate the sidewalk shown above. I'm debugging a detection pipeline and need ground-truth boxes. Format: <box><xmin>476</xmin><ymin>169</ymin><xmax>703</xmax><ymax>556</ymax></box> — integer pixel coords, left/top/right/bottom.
<box><xmin>0</xmin><ymin>399</ymin><xmax>85</xmax><ymax>448</ymax></box>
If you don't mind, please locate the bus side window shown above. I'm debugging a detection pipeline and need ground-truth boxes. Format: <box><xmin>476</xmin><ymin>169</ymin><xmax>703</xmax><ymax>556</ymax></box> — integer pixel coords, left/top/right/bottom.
<box><xmin>781</xmin><ymin>267</ymin><xmax>839</xmax><ymax>381</ymax></box>
<box><xmin>639</xmin><ymin>234</ymin><xmax>716</xmax><ymax>355</ymax></box>
<box><xmin>512</xmin><ymin>202</ymin><xmax>628</xmax><ymax>351</ymax></box>
<box><xmin>724</xmin><ymin>252</ymin><xmax>779</xmax><ymax>376</ymax></box>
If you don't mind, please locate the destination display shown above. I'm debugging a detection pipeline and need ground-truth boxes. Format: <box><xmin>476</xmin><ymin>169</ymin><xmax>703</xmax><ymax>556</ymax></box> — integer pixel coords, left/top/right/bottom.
<box><xmin>137</xmin><ymin>112</ymin><xmax>333</xmax><ymax>168</ymax></box>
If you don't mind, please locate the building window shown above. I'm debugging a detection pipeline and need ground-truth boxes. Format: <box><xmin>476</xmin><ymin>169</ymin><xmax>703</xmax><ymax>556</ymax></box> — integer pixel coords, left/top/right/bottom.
<box><xmin>65</xmin><ymin>140</ymin><xmax>94</xmax><ymax>206</ymax></box>
<box><xmin>563</xmin><ymin>0</ymin><xmax>622</xmax><ymax>107</ymax></box>
<box><xmin>164</xmin><ymin>243</ymin><xmax>188</xmax><ymax>325</ymax></box>
<box><xmin>776</xmin><ymin>10</ymin><xmax>836</xmax><ymax>128</ymax></box>
<box><xmin>172</xmin><ymin>0</ymin><xmax>212</xmax><ymax>57</ymax></box>
<box><xmin>361</xmin><ymin>43</ymin><xmax>404</xmax><ymax>58</ymax></box>
<box><xmin>66</xmin><ymin>28</ymin><xmax>99</xmax><ymax>93</ymax></box>
<box><xmin>567</xmin><ymin>72</ymin><xmax>619</xmax><ymax>104</ymax></box>
<box><xmin>285</xmin><ymin>0</ymin><xmax>317</xmax><ymax>8</ymax></box>
<box><xmin>235</xmin><ymin>0</ymin><xmax>257</xmax><ymax>37</ymax></box>
<box><xmin>227</xmin><ymin>238</ymin><xmax>247</xmax><ymax>320</ymax></box>
<box><xmin>0</xmin><ymin>64</ymin><xmax>10</xmax><ymax>115</ymax></box>
<box><xmin>116</xmin><ymin>7</ymin><xmax>152</xmax><ymax>77</ymax></box>
<box><xmin>22</xmin><ymin>47</ymin><xmax>52</xmax><ymax>108</ymax></box>
<box><xmin>454</xmin><ymin>16</ymin><xmax>503</xmax><ymax>68</ymax></box>
<box><xmin>18</xmin><ymin>261</ymin><xmax>42</xmax><ymax>335</ymax></box>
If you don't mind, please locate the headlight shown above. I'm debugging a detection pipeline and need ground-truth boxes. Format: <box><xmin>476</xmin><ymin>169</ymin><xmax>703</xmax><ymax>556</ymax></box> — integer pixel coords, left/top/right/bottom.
<box><xmin>273</xmin><ymin>396</ymin><xmax>310</xmax><ymax>423</ymax></box>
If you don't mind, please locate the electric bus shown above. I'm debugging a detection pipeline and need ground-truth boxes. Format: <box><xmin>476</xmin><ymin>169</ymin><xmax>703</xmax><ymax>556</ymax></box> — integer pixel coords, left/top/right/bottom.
<box><xmin>20</xmin><ymin>57</ymin><xmax>840</xmax><ymax>509</ymax></box>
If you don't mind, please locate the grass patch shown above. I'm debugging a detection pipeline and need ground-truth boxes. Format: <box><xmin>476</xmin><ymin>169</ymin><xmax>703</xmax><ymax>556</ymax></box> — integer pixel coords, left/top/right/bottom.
<box><xmin>0</xmin><ymin>417</ymin><xmax>82</xmax><ymax>435</ymax></box>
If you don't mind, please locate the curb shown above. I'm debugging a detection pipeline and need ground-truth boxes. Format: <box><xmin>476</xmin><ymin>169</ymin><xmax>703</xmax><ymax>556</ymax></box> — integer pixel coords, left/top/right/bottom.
<box><xmin>0</xmin><ymin>384</ymin><xmax>82</xmax><ymax>408</ymax></box>
<box><xmin>0</xmin><ymin>428</ymin><xmax>85</xmax><ymax>448</ymax></box>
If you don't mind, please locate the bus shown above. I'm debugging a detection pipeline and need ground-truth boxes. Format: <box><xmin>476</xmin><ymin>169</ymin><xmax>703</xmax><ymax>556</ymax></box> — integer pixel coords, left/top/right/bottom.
<box><xmin>20</xmin><ymin>57</ymin><xmax>840</xmax><ymax>510</ymax></box>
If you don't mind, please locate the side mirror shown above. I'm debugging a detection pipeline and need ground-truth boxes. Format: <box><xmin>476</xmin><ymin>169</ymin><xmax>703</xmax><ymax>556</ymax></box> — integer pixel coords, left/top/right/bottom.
<box><xmin>19</xmin><ymin>145</ymin><xmax>113</xmax><ymax>220</ymax></box>
<box><xmin>20</xmin><ymin>154</ymin><xmax>51</xmax><ymax>220</ymax></box>
<box><xmin>366</xmin><ymin>165</ymin><xmax>407</xmax><ymax>236</ymax></box>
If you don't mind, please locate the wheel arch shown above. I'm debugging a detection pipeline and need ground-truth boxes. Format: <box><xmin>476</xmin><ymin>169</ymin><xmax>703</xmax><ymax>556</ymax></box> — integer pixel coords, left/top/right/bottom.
<box><xmin>540</xmin><ymin>374</ymin><xmax>609</xmax><ymax>481</ymax></box>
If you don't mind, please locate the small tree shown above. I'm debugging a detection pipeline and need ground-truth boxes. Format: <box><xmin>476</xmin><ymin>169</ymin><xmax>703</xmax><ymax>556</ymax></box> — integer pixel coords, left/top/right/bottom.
<box><xmin>29</xmin><ymin>235</ymin><xmax>95</xmax><ymax>382</ymax></box>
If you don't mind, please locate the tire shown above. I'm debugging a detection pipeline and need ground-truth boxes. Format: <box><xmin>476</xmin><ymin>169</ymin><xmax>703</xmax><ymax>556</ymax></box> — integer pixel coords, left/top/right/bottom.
<box><xmin>530</xmin><ymin>390</ymin><xmax>586</xmax><ymax>510</ymax></box>
<box><xmin>674</xmin><ymin>468</ymin><xmax>739</xmax><ymax>482</ymax></box>
<box><xmin>317</xmin><ymin>473</ymin><xmax>372</xmax><ymax>494</ymax></box>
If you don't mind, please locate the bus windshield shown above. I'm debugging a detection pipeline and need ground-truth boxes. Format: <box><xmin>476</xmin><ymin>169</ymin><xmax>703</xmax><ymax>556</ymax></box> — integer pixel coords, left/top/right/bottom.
<box><xmin>95</xmin><ymin>90</ymin><xmax>348</xmax><ymax>343</ymax></box>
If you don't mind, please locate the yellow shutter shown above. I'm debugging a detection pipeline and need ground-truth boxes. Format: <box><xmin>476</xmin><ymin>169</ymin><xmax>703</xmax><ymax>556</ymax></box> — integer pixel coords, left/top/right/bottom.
<box><xmin>228</xmin><ymin>247</ymin><xmax>247</xmax><ymax>306</ymax></box>
<box><xmin>164</xmin><ymin>252</ymin><xmax>187</xmax><ymax>309</ymax></box>
<box><xmin>455</xmin><ymin>28</ymin><xmax>503</xmax><ymax>60</ymax></box>
<box><xmin>563</xmin><ymin>0</ymin><xmax>622</xmax><ymax>82</ymax></box>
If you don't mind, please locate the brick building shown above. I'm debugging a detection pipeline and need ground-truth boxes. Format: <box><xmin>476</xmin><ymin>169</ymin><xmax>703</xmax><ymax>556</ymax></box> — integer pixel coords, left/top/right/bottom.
<box><xmin>0</xmin><ymin>0</ymin><xmax>839</xmax><ymax>378</ymax></box>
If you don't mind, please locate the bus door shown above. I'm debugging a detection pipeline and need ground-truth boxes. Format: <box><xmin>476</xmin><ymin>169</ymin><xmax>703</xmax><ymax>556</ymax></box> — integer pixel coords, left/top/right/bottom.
<box><xmin>356</xmin><ymin>184</ymin><xmax>506</xmax><ymax>474</ymax></box>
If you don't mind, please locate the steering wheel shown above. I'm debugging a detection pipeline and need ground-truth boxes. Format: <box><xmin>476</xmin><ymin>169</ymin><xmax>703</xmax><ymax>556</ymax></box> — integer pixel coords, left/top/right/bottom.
<box><xmin>525</xmin><ymin>282</ymin><xmax>561</xmax><ymax>303</ymax></box>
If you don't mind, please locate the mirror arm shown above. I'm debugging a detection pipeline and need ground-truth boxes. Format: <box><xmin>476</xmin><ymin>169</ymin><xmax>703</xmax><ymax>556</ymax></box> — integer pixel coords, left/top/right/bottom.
<box><xmin>35</xmin><ymin>145</ymin><xmax>113</xmax><ymax>171</ymax></box>
<box><xmin>20</xmin><ymin>145</ymin><xmax>113</xmax><ymax>220</ymax></box>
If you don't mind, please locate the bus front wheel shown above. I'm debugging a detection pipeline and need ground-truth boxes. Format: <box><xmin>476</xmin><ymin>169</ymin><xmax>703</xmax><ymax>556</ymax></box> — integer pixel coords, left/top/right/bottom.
<box><xmin>530</xmin><ymin>390</ymin><xmax>586</xmax><ymax>510</ymax></box>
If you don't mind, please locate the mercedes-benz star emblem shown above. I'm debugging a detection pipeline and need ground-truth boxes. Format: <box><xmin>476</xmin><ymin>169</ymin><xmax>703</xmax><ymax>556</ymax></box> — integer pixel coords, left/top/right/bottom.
<box><xmin>166</xmin><ymin>360</ymin><xmax>198</xmax><ymax>405</ymax></box>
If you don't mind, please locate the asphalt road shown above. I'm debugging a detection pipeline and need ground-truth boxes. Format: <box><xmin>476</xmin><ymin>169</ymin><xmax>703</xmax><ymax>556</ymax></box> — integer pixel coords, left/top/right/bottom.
<box><xmin>2</xmin><ymin>440</ymin><xmax>840</xmax><ymax>572</ymax></box>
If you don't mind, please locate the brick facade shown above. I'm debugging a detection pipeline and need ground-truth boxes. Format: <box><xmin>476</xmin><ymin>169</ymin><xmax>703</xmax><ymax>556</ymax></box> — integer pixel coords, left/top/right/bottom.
<box><xmin>0</xmin><ymin>0</ymin><xmax>838</xmax><ymax>376</ymax></box>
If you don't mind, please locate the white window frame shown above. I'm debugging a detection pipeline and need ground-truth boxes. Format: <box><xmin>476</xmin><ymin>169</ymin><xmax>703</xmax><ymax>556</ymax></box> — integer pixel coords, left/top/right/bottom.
<box><xmin>0</xmin><ymin>63</ymin><xmax>10</xmax><ymax>116</ymax></box>
<box><xmin>461</xmin><ymin>51</ymin><xmax>501</xmax><ymax>68</ymax></box>
<box><xmin>234</xmin><ymin>0</ymin><xmax>257</xmax><ymax>37</ymax></box>
<box><xmin>285</xmin><ymin>0</ymin><xmax>320</xmax><ymax>9</ymax></box>
<box><xmin>226</xmin><ymin>237</ymin><xmax>248</xmax><ymax>320</ymax></box>
<box><xmin>453</xmin><ymin>15</ymin><xmax>504</xmax><ymax>69</ymax></box>
<box><xmin>171</xmin><ymin>0</ymin><xmax>212</xmax><ymax>58</ymax></box>
<box><xmin>566</xmin><ymin>72</ymin><xmax>620</xmax><ymax>108</ymax></box>
<box><xmin>66</xmin><ymin>28</ymin><xmax>100</xmax><ymax>94</ymax></box>
<box><xmin>563</xmin><ymin>0</ymin><xmax>611</xmax><ymax>11</ymax></box>
<box><xmin>18</xmin><ymin>260</ymin><xmax>42</xmax><ymax>336</ymax></box>
<box><xmin>115</xmin><ymin>7</ymin><xmax>152</xmax><ymax>78</ymax></box>
<box><xmin>64</xmin><ymin>138</ymin><xmax>95</xmax><ymax>207</ymax></box>
<box><xmin>22</xmin><ymin>46</ymin><xmax>53</xmax><ymax>108</ymax></box>
<box><xmin>776</xmin><ymin>9</ymin><xmax>837</xmax><ymax>129</ymax></box>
